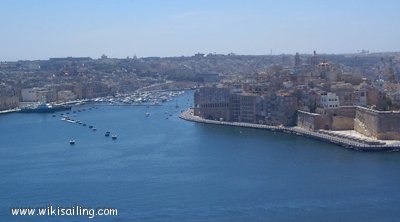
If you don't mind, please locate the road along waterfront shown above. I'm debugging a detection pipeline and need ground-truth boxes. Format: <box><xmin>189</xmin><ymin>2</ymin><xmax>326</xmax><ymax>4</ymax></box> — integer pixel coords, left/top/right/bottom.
<box><xmin>180</xmin><ymin>109</ymin><xmax>400</xmax><ymax>152</ymax></box>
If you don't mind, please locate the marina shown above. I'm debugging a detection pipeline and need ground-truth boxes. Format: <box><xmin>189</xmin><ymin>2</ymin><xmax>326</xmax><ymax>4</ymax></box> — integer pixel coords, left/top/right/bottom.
<box><xmin>0</xmin><ymin>90</ymin><xmax>186</xmax><ymax>116</ymax></box>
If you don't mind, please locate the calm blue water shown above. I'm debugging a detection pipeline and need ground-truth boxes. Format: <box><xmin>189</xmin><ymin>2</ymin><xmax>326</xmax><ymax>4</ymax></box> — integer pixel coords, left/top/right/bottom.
<box><xmin>1</xmin><ymin>91</ymin><xmax>400</xmax><ymax>221</ymax></box>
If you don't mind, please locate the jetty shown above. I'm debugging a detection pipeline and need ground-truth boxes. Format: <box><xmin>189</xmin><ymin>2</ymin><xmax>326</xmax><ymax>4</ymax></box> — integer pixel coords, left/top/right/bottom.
<box><xmin>180</xmin><ymin>109</ymin><xmax>400</xmax><ymax>152</ymax></box>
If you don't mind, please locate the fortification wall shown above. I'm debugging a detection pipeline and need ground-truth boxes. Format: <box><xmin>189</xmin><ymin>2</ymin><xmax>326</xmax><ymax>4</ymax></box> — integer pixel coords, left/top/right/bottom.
<box><xmin>332</xmin><ymin>116</ymin><xmax>354</xmax><ymax>130</ymax></box>
<box><xmin>297</xmin><ymin>111</ymin><xmax>327</xmax><ymax>130</ymax></box>
<box><xmin>354</xmin><ymin>107</ymin><xmax>400</xmax><ymax>140</ymax></box>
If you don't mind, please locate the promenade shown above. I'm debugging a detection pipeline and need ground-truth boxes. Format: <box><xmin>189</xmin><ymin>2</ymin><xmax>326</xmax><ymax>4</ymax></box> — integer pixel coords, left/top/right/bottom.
<box><xmin>180</xmin><ymin>109</ymin><xmax>400</xmax><ymax>152</ymax></box>
<box><xmin>0</xmin><ymin>108</ymin><xmax>20</xmax><ymax>115</ymax></box>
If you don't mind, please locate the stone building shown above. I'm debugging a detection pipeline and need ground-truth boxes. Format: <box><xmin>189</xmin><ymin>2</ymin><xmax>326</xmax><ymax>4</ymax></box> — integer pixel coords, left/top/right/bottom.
<box><xmin>21</xmin><ymin>87</ymin><xmax>57</xmax><ymax>102</ymax></box>
<box><xmin>0</xmin><ymin>85</ymin><xmax>19</xmax><ymax>110</ymax></box>
<box><xmin>354</xmin><ymin>107</ymin><xmax>400</xmax><ymax>140</ymax></box>
<box><xmin>320</xmin><ymin>92</ymin><xmax>339</xmax><ymax>109</ymax></box>
<box><xmin>297</xmin><ymin>111</ymin><xmax>326</xmax><ymax>131</ymax></box>
<box><xmin>330</xmin><ymin>82</ymin><xmax>354</xmax><ymax>106</ymax></box>
<box><xmin>273</xmin><ymin>91</ymin><xmax>298</xmax><ymax>125</ymax></box>
<box><xmin>239</xmin><ymin>93</ymin><xmax>259</xmax><ymax>123</ymax></box>
<box><xmin>298</xmin><ymin>105</ymin><xmax>400</xmax><ymax>140</ymax></box>
<box><xmin>194</xmin><ymin>86</ymin><xmax>297</xmax><ymax>125</ymax></box>
<box><xmin>194</xmin><ymin>86</ymin><xmax>231</xmax><ymax>121</ymax></box>
<box><xmin>298</xmin><ymin>106</ymin><xmax>356</xmax><ymax>131</ymax></box>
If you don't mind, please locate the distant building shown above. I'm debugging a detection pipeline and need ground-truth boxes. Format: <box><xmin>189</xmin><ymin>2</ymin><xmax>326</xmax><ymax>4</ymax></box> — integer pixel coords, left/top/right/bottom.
<box><xmin>294</xmin><ymin>52</ymin><xmax>301</xmax><ymax>67</ymax></box>
<box><xmin>307</xmin><ymin>50</ymin><xmax>320</xmax><ymax>66</ymax></box>
<box><xmin>21</xmin><ymin>88</ymin><xmax>56</xmax><ymax>102</ymax></box>
<box><xmin>320</xmin><ymin>92</ymin><xmax>339</xmax><ymax>109</ymax></box>
<box><xmin>200</xmin><ymin>73</ymin><xmax>220</xmax><ymax>83</ymax></box>
<box><xmin>330</xmin><ymin>82</ymin><xmax>354</xmax><ymax>106</ymax></box>
<box><xmin>57</xmin><ymin>90</ymin><xmax>77</xmax><ymax>102</ymax></box>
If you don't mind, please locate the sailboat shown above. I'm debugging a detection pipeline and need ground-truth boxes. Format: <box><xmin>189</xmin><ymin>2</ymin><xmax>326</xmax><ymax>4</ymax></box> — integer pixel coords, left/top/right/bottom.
<box><xmin>145</xmin><ymin>106</ymin><xmax>150</xmax><ymax>117</ymax></box>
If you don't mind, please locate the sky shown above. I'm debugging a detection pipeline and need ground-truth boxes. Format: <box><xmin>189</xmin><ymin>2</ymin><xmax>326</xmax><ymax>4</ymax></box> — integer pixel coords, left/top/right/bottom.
<box><xmin>0</xmin><ymin>0</ymin><xmax>399</xmax><ymax>61</ymax></box>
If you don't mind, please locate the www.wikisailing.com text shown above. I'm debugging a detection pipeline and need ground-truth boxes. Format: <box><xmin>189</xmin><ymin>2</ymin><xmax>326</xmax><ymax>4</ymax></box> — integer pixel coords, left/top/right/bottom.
<box><xmin>11</xmin><ymin>205</ymin><xmax>117</xmax><ymax>219</ymax></box>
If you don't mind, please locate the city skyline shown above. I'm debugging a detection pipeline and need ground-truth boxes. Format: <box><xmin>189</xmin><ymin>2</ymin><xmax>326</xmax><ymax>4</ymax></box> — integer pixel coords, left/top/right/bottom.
<box><xmin>1</xmin><ymin>0</ymin><xmax>400</xmax><ymax>61</ymax></box>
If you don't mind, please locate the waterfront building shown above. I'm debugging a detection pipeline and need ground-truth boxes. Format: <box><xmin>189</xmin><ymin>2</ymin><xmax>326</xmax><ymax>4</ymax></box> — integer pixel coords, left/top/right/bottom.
<box><xmin>229</xmin><ymin>93</ymin><xmax>241</xmax><ymax>122</ymax></box>
<box><xmin>194</xmin><ymin>86</ymin><xmax>297</xmax><ymax>126</ymax></box>
<box><xmin>0</xmin><ymin>85</ymin><xmax>19</xmax><ymax>110</ymax></box>
<box><xmin>21</xmin><ymin>88</ymin><xmax>57</xmax><ymax>102</ymax></box>
<box><xmin>273</xmin><ymin>90</ymin><xmax>298</xmax><ymax>125</ymax></box>
<box><xmin>194</xmin><ymin>86</ymin><xmax>231</xmax><ymax>121</ymax></box>
<box><xmin>57</xmin><ymin>90</ymin><xmax>77</xmax><ymax>102</ymax></box>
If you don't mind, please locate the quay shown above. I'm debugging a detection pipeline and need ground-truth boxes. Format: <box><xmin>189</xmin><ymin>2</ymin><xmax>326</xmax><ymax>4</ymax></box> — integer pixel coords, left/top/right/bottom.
<box><xmin>0</xmin><ymin>108</ymin><xmax>20</xmax><ymax>115</ymax></box>
<box><xmin>180</xmin><ymin>109</ymin><xmax>400</xmax><ymax>152</ymax></box>
<box><xmin>93</xmin><ymin>104</ymin><xmax>161</xmax><ymax>107</ymax></box>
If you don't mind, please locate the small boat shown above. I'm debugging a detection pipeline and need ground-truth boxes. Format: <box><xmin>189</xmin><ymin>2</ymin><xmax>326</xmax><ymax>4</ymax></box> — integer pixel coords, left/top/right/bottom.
<box><xmin>92</xmin><ymin>128</ymin><xmax>97</xmax><ymax>131</ymax></box>
<box><xmin>89</xmin><ymin>125</ymin><xmax>93</xmax><ymax>129</ymax></box>
<box><xmin>175</xmin><ymin>99</ymin><xmax>179</xmax><ymax>108</ymax></box>
<box><xmin>82</xmin><ymin>123</ymin><xmax>87</xmax><ymax>127</ymax></box>
<box><xmin>112</xmin><ymin>135</ymin><xmax>117</xmax><ymax>140</ymax></box>
<box><xmin>105</xmin><ymin>131</ymin><xmax>111</xmax><ymax>137</ymax></box>
<box><xmin>145</xmin><ymin>112</ymin><xmax>150</xmax><ymax>117</ymax></box>
<box><xmin>69</xmin><ymin>140</ymin><xmax>75</xmax><ymax>145</ymax></box>
<box><xmin>52</xmin><ymin>114</ymin><xmax>56</xmax><ymax>117</ymax></box>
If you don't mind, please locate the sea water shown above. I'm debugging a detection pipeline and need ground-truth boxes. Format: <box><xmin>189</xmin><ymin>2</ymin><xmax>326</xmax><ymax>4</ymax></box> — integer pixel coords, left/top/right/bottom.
<box><xmin>1</xmin><ymin>91</ymin><xmax>400</xmax><ymax>221</ymax></box>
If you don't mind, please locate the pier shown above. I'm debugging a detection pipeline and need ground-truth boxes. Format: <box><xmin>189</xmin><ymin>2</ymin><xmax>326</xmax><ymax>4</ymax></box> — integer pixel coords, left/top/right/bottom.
<box><xmin>180</xmin><ymin>109</ymin><xmax>400</xmax><ymax>152</ymax></box>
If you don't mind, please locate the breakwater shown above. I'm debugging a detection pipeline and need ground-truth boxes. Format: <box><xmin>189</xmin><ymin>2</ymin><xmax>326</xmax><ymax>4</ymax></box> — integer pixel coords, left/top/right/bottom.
<box><xmin>180</xmin><ymin>109</ymin><xmax>400</xmax><ymax>152</ymax></box>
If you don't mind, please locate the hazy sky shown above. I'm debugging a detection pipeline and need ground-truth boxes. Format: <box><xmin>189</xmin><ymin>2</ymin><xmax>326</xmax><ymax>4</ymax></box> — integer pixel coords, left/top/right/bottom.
<box><xmin>0</xmin><ymin>0</ymin><xmax>399</xmax><ymax>61</ymax></box>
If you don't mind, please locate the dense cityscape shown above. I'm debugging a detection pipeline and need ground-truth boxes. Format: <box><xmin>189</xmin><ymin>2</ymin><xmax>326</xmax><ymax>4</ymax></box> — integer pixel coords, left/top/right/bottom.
<box><xmin>192</xmin><ymin>51</ymin><xmax>400</xmax><ymax>143</ymax></box>
<box><xmin>2</xmin><ymin>51</ymin><xmax>400</xmax><ymax>143</ymax></box>
<box><xmin>3</xmin><ymin>0</ymin><xmax>400</xmax><ymax>220</ymax></box>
